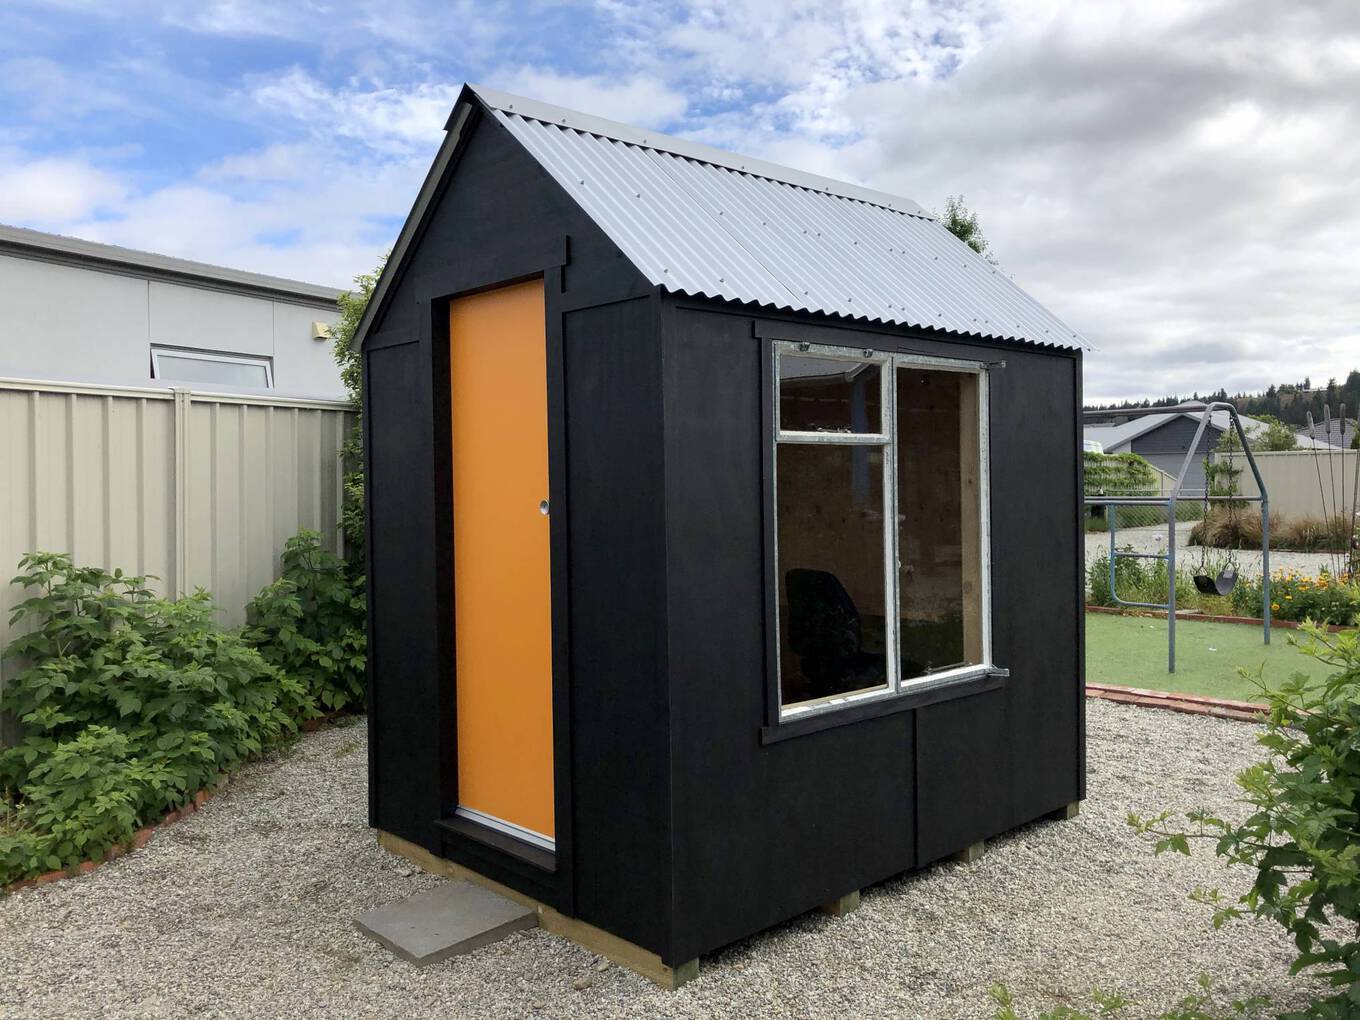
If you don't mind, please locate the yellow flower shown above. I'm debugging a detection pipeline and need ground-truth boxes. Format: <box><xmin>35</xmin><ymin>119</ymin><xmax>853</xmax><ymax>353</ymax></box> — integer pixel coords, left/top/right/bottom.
<box><xmin>1285</xmin><ymin>595</ymin><xmax>1293</xmax><ymax>600</ymax></box>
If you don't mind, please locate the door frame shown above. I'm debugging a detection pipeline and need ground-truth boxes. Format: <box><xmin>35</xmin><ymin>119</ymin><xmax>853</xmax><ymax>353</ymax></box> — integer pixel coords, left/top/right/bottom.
<box><xmin>417</xmin><ymin>235</ymin><xmax>575</xmax><ymax>913</ymax></box>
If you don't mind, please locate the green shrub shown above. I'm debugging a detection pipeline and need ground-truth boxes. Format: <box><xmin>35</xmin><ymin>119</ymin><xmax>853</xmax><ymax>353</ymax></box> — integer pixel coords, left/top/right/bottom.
<box><xmin>1084</xmin><ymin>451</ymin><xmax>1159</xmax><ymax>495</ymax></box>
<box><xmin>1</xmin><ymin>726</ymin><xmax>170</xmax><ymax>875</ymax></box>
<box><xmin>0</xmin><ymin>552</ymin><xmax>313</xmax><ymax>883</ymax></box>
<box><xmin>1230</xmin><ymin>571</ymin><xmax>1360</xmax><ymax>626</ymax></box>
<box><xmin>1131</xmin><ymin>625</ymin><xmax>1360</xmax><ymax>1019</ymax></box>
<box><xmin>245</xmin><ymin>530</ymin><xmax>366</xmax><ymax>712</ymax></box>
<box><xmin>1086</xmin><ymin>550</ymin><xmax>1234</xmax><ymax>616</ymax></box>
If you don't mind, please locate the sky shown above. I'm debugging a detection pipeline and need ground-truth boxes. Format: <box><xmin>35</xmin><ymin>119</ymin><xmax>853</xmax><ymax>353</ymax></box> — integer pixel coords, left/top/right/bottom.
<box><xmin>2</xmin><ymin>0</ymin><xmax>1358</xmax><ymax>403</ymax></box>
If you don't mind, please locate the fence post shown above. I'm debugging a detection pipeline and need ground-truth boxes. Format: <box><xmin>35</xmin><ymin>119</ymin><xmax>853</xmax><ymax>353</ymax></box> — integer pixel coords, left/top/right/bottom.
<box><xmin>172</xmin><ymin>387</ymin><xmax>191</xmax><ymax>598</ymax></box>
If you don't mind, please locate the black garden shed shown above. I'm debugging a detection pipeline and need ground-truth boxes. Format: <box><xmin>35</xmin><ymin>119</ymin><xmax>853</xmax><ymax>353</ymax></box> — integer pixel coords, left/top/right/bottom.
<box><xmin>355</xmin><ymin>84</ymin><xmax>1089</xmax><ymax>986</ymax></box>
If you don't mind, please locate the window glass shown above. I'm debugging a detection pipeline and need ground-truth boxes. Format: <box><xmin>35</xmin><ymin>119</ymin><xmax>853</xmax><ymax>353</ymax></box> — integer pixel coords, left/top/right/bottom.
<box><xmin>776</xmin><ymin>443</ymin><xmax>888</xmax><ymax>707</ymax></box>
<box><xmin>154</xmin><ymin>352</ymin><xmax>271</xmax><ymax>389</ymax></box>
<box><xmin>779</xmin><ymin>356</ymin><xmax>881</xmax><ymax>433</ymax></box>
<box><xmin>897</xmin><ymin>367</ymin><xmax>983</xmax><ymax>677</ymax></box>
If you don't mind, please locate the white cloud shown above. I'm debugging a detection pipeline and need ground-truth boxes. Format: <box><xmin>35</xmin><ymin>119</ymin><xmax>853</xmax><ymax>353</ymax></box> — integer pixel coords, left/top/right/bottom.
<box><xmin>247</xmin><ymin>68</ymin><xmax>456</xmax><ymax>155</ymax></box>
<box><xmin>0</xmin><ymin>152</ymin><xmax>127</xmax><ymax>224</ymax></box>
<box><xmin>489</xmin><ymin>68</ymin><xmax>688</xmax><ymax>128</ymax></box>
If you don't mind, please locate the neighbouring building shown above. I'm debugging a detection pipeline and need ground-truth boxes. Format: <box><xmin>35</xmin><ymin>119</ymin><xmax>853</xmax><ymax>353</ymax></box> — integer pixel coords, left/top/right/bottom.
<box><xmin>1085</xmin><ymin>408</ymin><xmax>1327</xmax><ymax>489</ymax></box>
<box><xmin>0</xmin><ymin>224</ymin><xmax>345</xmax><ymax>398</ymax></box>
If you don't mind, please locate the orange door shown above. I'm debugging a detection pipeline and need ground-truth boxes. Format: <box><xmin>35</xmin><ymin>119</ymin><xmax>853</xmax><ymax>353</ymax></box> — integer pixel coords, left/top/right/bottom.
<box><xmin>450</xmin><ymin>278</ymin><xmax>555</xmax><ymax>848</ymax></box>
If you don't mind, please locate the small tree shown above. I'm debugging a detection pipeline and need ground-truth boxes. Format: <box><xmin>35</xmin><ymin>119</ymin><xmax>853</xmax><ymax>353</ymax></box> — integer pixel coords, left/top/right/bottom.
<box><xmin>1217</xmin><ymin>413</ymin><xmax>1297</xmax><ymax>454</ymax></box>
<box><xmin>940</xmin><ymin>195</ymin><xmax>998</xmax><ymax>265</ymax></box>
<box><xmin>330</xmin><ymin>254</ymin><xmax>387</xmax><ymax>561</ymax></box>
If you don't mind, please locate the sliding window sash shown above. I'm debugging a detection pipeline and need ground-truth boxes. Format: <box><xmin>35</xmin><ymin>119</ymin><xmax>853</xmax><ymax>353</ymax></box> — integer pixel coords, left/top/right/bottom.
<box><xmin>771</xmin><ymin>340</ymin><xmax>993</xmax><ymax>721</ymax></box>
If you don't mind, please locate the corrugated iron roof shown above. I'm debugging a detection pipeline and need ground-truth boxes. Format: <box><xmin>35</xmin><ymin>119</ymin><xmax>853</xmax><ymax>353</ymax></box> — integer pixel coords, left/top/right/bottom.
<box><xmin>479</xmin><ymin>87</ymin><xmax>1089</xmax><ymax>351</ymax></box>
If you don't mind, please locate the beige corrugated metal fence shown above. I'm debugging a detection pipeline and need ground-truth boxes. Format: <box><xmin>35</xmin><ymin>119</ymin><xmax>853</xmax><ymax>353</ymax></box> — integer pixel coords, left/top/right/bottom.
<box><xmin>0</xmin><ymin>377</ymin><xmax>354</xmax><ymax>744</ymax></box>
<box><xmin>1233</xmin><ymin>448</ymin><xmax>1358</xmax><ymax>519</ymax></box>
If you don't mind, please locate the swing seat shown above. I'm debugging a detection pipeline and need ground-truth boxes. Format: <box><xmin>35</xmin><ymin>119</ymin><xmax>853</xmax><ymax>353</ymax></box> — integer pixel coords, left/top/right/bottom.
<box><xmin>1193</xmin><ymin>565</ymin><xmax>1237</xmax><ymax>596</ymax></box>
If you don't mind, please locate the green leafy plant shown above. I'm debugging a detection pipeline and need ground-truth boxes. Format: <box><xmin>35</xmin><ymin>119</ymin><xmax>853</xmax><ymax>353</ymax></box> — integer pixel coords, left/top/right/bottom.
<box><xmin>245</xmin><ymin>530</ymin><xmax>366</xmax><ymax>712</ymax></box>
<box><xmin>0</xmin><ymin>552</ymin><xmax>314</xmax><ymax>883</ymax></box>
<box><xmin>988</xmin><ymin>975</ymin><xmax>1268</xmax><ymax>1019</ymax></box>
<box><xmin>2</xmin><ymin>726</ymin><xmax>170</xmax><ymax>875</ymax></box>
<box><xmin>1087</xmin><ymin>550</ymin><xmax>1233</xmax><ymax>616</ymax></box>
<box><xmin>1131</xmin><ymin>625</ymin><xmax>1360</xmax><ymax>1019</ymax></box>
<box><xmin>1230</xmin><ymin>571</ymin><xmax>1360</xmax><ymax>626</ymax></box>
<box><xmin>330</xmin><ymin>254</ymin><xmax>385</xmax><ymax>559</ymax></box>
<box><xmin>1085</xmin><ymin>451</ymin><xmax>1159</xmax><ymax>495</ymax></box>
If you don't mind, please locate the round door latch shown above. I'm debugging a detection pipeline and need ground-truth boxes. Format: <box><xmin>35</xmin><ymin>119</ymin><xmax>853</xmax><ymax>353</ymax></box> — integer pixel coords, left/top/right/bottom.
<box><xmin>538</xmin><ymin>499</ymin><xmax>550</xmax><ymax>516</ymax></box>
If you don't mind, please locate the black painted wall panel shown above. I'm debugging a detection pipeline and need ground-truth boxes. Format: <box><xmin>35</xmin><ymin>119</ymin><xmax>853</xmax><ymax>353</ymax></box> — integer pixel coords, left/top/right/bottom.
<box><xmin>660</xmin><ymin>309</ymin><xmax>916</xmax><ymax>962</ymax></box>
<box><xmin>564</xmin><ymin>297</ymin><xmax>672</xmax><ymax>954</ymax></box>
<box><xmin>985</xmin><ymin>349</ymin><xmax>1082</xmax><ymax>834</ymax></box>
<box><xmin>366</xmin><ymin>340</ymin><xmax>442</xmax><ymax>851</ymax></box>
<box><xmin>659</xmin><ymin>302</ymin><xmax>1081</xmax><ymax>960</ymax></box>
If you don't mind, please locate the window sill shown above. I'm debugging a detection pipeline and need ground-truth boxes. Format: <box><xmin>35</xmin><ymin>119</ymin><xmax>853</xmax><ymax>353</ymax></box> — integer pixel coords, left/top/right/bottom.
<box><xmin>759</xmin><ymin>666</ymin><xmax>1009</xmax><ymax>745</ymax></box>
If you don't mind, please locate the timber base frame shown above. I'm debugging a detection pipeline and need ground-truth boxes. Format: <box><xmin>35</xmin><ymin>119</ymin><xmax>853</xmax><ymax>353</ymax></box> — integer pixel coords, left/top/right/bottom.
<box><xmin>375</xmin><ymin>831</ymin><xmax>700</xmax><ymax>989</ymax></box>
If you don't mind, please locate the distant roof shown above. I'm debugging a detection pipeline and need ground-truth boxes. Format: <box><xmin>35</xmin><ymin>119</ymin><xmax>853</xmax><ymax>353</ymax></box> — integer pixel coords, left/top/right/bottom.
<box><xmin>1295</xmin><ymin>419</ymin><xmax>1357</xmax><ymax>448</ymax></box>
<box><xmin>354</xmin><ymin>83</ymin><xmax>1091</xmax><ymax>352</ymax></box>
<box><xmin>1085</xmin><ymin>410</ymin><xmax>1330</xmax><ymax>451</ymax></box>
<box><xmin>0</xmin><ymin>224</ymin><xmax>343</xmax><ymax>307</ymax></box>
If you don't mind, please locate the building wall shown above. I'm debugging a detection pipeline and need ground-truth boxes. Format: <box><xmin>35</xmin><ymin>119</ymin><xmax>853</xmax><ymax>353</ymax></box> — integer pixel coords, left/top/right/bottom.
<box><xmin>0</xmin><ymin>252</ymin><xmax>344</xmax><ymax>398</ymax></box>
<box><xmin>0</xmin><ymin>377</ymin><xmax>353</xmax><ymax>746</ymax></box>
<box><xmin>660</xmin><ymin>301</ymin><xmax>1084</xmax><ymax>963</ymax></box>
<box><xmin>361</xmin><ymin>108</ymin><xmax>664</xmax><ymax>939</ymax></box>
<box><xmin>1129</xmin><ymin>416</ymin><xmax>1221</xmax><ymax>490</ymax></box>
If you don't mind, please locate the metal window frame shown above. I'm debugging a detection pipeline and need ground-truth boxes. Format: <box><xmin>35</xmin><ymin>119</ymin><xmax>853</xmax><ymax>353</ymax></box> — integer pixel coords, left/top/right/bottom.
<box><xmin>772</xmin><ymin>340</ymin><xmax>994</xmax><ymax>721</ymax></box>
<box><xmin>150</xmin><ymin>345</ymin><xmax>275</xmax><ymax>389</ymax></box>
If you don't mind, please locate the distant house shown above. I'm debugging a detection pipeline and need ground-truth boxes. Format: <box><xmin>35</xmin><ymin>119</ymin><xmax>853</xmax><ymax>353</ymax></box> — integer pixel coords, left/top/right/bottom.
<box><xmin>0</xmin><ymin>224</ymin><xmax>345</xmax><ymax>398</ymax></box>
<box><xmin>1297</xmin><ymin>419</ymin><xmax>1357</xmax><ymax>449</ymax></box>
<box><xmin>1084</xmin><ymin>409</ymin><xmax>1325</xmax><ymax>490</ymax></box>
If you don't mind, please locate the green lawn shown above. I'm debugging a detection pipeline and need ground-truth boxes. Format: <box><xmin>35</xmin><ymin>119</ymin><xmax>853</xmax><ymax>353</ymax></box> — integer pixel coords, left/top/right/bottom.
<box><xmin>1085</xmin><ymin>612</ymin><xmax>1337</xmax><ymax>702</ymax></box>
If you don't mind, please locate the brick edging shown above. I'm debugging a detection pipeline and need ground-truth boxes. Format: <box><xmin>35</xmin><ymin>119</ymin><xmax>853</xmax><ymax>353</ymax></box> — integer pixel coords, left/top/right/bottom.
<box><xmin>1086</xmin><ymin>682</ymin><xmax>1268</xmax><ymax>723</ymax></box>
<box><xmin>1084</xmin><ymin>604</ymin><xmax>1353</xmax><ymax>633</ymax></box>
<box><xmin>2</xmin><ymin>778</ymin><xmax>227</xmax><ymax>895</ymax></box>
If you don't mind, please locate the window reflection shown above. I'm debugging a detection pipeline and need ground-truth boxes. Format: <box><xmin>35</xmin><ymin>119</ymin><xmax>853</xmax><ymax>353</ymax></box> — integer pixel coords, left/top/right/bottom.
<box><xmin>779</xmin><ymin>357</ymin><xmax>882</xmax><ymax>433</ymax></box>
<box><xmin>776</xmin><ymin>443</ymin><xmax>887</xmax><ymax>706</ymax></box>
<box><xmin>897</xmin><ymin>368</ymin><xmax>983</xmax><ymax>678</ymax></box>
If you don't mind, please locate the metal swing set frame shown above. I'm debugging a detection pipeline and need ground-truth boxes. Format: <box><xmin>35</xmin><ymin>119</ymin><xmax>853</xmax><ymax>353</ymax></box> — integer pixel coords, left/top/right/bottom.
<box><xmin>1085</xmin><ymin>401</ymin><xmax>1271</xmax><ymax>673</ymax></box>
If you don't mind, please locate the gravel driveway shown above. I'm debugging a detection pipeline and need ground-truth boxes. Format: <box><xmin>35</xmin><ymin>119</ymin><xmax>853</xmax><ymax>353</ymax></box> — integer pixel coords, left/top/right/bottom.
<box><xmin>1</xmin><ymin>704</ymin><xmax>1323</xmax><ymax>1019</ymax></box>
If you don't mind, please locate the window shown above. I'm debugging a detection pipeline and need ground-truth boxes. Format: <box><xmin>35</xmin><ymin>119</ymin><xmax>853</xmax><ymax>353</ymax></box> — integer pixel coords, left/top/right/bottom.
<box><xmin>772</xmin><ymin>341</ymin><xmax>991</xmax><ymax>717</ymax></box>
<box><xmin>150</xmin><ymin>346</ymin><xmax>273</xmax><ymax>389</ymax></box>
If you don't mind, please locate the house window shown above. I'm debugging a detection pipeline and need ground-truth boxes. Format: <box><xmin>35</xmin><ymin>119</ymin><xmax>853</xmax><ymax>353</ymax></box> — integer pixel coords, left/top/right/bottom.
<box><xmin>773</xmin><ymin>341</ymin><xmax>991</xmax><ymax>717</ymax></box>
<box><xmin>150</xmin><ymin>346</ymin><xmax>273</xmax><ymax>389</ymax></box>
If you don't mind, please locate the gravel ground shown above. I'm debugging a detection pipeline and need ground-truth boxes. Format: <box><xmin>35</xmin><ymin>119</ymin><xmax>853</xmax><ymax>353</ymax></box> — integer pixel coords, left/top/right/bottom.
<box><xmin>0</xmin><ymin>704</ymin><xmax>1325</xmax><ymax>1019</ymax></box>
<box><xmin>1085</xmin><ymin>521</ymin><xmax>1339</xmax><ymax>581</ymax></box>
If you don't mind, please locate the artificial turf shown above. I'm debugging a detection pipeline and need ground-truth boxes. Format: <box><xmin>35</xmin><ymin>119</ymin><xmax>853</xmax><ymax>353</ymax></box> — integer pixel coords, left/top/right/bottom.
<box><xmin>1084</xmin><ymin>611</ymin><xmax>1338</xmax><ymax>702</ymax></box>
